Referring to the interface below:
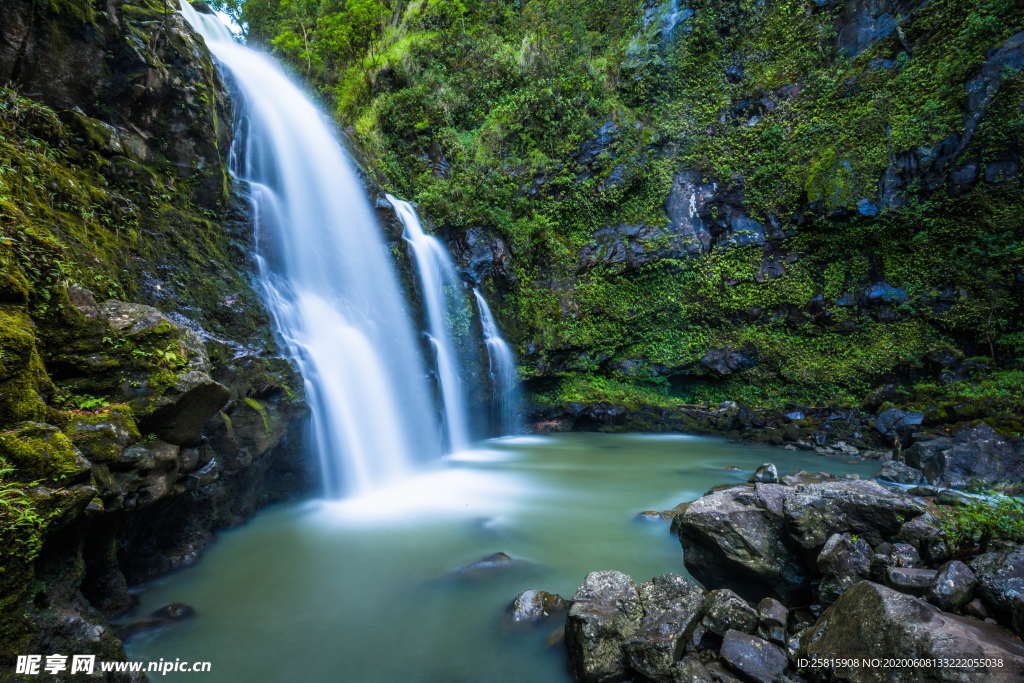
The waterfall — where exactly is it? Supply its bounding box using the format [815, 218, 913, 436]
[386, 195, 471, 452]
[180, 2, 442, 496]
[472, 289, 522, 436]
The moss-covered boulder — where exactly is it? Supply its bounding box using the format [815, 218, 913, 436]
[0, 422, 88, 483]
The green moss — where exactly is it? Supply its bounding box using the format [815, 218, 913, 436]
[54, 405, 141, 463]
[0, 423, 85, 483]
[243, 396, 271, 433]
[539, 375, 684, 410]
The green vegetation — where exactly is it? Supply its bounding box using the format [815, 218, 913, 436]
[228, 0, 1023, 418]
[940, 497, 1024, 555]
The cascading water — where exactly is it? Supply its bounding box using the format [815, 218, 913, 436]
[472, 289, 522, 435]
[180, 2, 442, 496]
[386, 195, 472, 451]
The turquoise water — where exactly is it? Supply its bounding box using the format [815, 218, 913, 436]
[126, 433, 877, 682]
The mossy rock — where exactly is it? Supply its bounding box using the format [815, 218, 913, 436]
[0, 422, 89, 483]
[56, 405, 141, 463]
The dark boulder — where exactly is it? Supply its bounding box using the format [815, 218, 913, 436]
[676, 484, 810, 602]
[885, 567, 937, 596]
[971, 545, 1024, 636]
[625, 574, 705, 680]
[699, 348, 755, 377]
[895, 513, 950, 565]
[756, 598, 788, 645]
[720, 629, 788, 683]
[873, 408, 923, 443]
[698, 589, 759, 637]
[565, 571, 643, 682]
[817, 533, 872, 604]
[870, 543, 922, 582]
[876, 460, 925, 485]
[927, 560, 977, 612]
[801, 581, 1024, 681]
[904, 423, 1024, 493]
[782, 479, 926, 549]
[670, 655, 717, 682]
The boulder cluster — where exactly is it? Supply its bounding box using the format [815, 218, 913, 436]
[512, 467, 1024, 681]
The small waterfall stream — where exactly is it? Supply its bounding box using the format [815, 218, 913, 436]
[386, 195, 472, 451]
[181, 2, 442, 496]
[473, 289, 522, 435]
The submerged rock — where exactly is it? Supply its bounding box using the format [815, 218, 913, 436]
[447, 552, 534, 582]
[508, 590, 569, 625]
[114, 602, 196, 640]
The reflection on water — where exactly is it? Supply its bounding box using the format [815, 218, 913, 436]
[127, 433, 877, 682]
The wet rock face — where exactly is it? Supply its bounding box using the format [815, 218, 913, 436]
[664, 170, 768, 255]
[880, 30, 1024, 209]
[835, 0, 922, 57]
[904, 423, 1024, 493]
[801, 581, 1024, 682]
[0, 0, 231, 205]
[576, 167, 777, 273]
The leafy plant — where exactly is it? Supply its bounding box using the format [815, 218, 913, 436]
[0, 465, 46, 558]
[53, 389, 109, 412]
[940, 497, 1024, 555]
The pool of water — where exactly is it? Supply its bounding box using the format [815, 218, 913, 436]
[126, 433, 878, 682]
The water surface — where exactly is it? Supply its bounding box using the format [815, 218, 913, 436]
[127, 433, 877, 682]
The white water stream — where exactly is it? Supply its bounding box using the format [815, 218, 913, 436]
[181, 2, 442, 496]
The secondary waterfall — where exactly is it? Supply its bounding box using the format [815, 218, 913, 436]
[473, 289, 522, 435]
[180, 2, 442, 496]
[385, 196, 473, 451]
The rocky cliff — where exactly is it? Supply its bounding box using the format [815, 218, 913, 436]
[241, 0, 1024, 451]
[0, 0, 308, 667]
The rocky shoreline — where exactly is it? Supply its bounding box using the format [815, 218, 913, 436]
[532, 401, 1024, 495]
[510, 463, 1024, 682]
